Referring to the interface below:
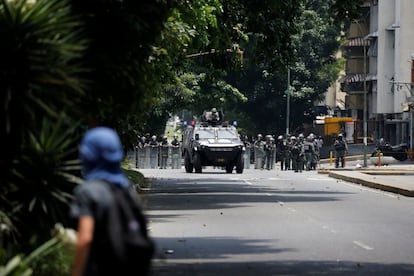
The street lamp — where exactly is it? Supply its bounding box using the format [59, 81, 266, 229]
[363, 34, 368, 167]
[286, 68, 290, 136]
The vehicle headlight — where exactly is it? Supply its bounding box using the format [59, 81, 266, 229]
[194, 147, 198, 151]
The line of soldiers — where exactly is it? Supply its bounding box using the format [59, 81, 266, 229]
[136, 134, 181, 169]
[252, 133, 323, 172]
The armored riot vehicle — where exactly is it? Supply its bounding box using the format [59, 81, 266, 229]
[182, 109, 245, 173]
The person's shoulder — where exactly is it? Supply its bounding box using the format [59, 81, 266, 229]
[74, 180, 113, 199]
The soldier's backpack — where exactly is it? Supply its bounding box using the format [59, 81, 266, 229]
[98, 182, 155, 275]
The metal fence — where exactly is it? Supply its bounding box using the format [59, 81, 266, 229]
[129, 146, 182, 169]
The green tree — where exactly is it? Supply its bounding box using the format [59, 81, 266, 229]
[145, 0, 305, 134]
[0, 0, 87, 172]
[0, 0, 364, 260]
[0, 0, 85, 255]
[220, 0, 357, 136]
[69, 0, 173, 136]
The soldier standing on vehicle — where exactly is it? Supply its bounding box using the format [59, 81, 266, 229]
[171, 134, 181, 169]
[159, 136, 169, 169]
[334, 133, 347, 168]
[254, 134, 266, 169]
[210, 108, 220, 124]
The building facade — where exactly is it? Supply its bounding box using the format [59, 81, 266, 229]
[340, 0, 414, 147]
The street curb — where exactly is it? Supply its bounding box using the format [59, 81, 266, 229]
[327, 171, 414, 197]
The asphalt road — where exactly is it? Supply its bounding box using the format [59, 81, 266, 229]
[139, 167, 414, 275]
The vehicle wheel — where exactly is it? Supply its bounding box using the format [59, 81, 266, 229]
[184, 152, 193, 173]
[236, 154, 244, 173]
[194, 152, 202, 173]
[225, 164, 233, 173]
[394, 152, 408, 161]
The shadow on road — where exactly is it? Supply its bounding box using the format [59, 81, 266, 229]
[150, 258, 414, 275]
[143, 177, 354, 212]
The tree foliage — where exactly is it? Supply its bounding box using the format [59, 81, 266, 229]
[0, 0, 87, 168]
[217, 0, 355, 136]
[0, 0, 364, 261]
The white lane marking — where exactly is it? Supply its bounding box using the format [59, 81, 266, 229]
[353, 240, 374, 250]
[243, 180, 253, 185]
[269, 177, 291, 181]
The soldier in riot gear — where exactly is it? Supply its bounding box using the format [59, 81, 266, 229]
[298, 133, 305, 144]
[159, 135, 169, 169]
[254, 134, 266, 169]
[137, 136, 147, 168]
[276, 135, 288, 170]
[311, 133, 321, 169]
[171, 134, 181, 169]
[285, 135, 293, 170]
[149, 135, 159, 168]
[334, 133, 347, 168]
[298, 133, 306, 171]
[138, 136, 146, 149]
[270, 136, 276, 169]
[303, 135, 315, 170]
[290, 136, 304, 173]
[211, 107, 220, 123]
[263, 135, 273, 170]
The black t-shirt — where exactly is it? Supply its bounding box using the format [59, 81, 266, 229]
[70, 181, 114, 275]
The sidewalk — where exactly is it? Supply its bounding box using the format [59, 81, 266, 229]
[318, 156, 414, 197]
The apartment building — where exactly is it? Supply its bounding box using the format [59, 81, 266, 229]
[339, 0, 414, 146]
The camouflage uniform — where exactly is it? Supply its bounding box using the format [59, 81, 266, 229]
[334, 134, 347, 168]
[254, 134, 265, 169]
[159, 136, 169, 169]
[290, 136, 303, 173]
[171, 134, 181, 169]
[303, 136, 315, 171]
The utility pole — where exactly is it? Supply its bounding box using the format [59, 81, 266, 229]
[354, 19, 368, 167]
[286, 68, 290, 136]
[363, 36, 368, 167]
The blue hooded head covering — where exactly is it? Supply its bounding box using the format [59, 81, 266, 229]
[79, 127, 130, 188]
